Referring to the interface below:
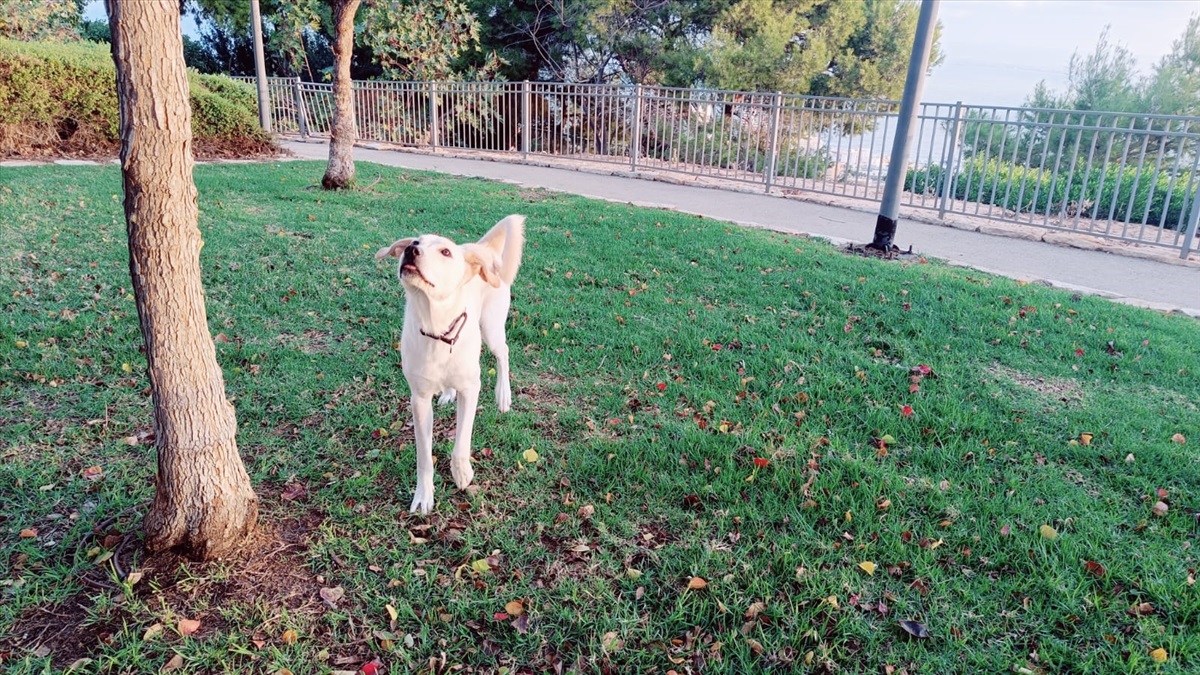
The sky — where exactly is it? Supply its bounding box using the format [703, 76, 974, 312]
[84, 0, 1198, 107]
[924, 0, 1200, 106]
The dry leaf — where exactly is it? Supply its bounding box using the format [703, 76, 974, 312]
[162, 653, 184, 671]
[1152, 501, 1169, 517]
[471, 558, 491, 573]
[319, 586, 345, 606]
[66, 658, 93, 671]
[600, 630, 623, 653]
[19, 528, 37, 538]
[81, 465, 104, 481]
[824, 595, 839, 609]
[386, 604, 398, 622]
[577, 504, 595, 519]
[898, 619, 930, 639]
[858, 561, 877, 576]
[687, 576, 708, 590]
[1084, 561, 1107, 578]
[1039, 524, 1058, 540]
[504, 600, 525, 617]
[522, 447, 539, 463]
[745, 601, 766, 619]
[177, 618, 201, 636]
[126, 571, 143, 586]
[1079, 432, 1093, 446]
[143, 623, 164, 642]
[281, 628, 299, 644]
[1150, 647, 1168, 663]
[1171, 433, 1186, 445]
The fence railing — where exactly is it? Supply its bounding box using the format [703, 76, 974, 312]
[233, 76, 1200, 257]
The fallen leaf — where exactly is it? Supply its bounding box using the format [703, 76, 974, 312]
[898, 619, 930, 639]
[753, 457, 770, 468]
[386, 604, 398, 622]
[511, 613, 530, 634]
[577, 504, 595, 519]
[522, 447, 539, 463]
[1079, 432, 1093, 446]
[824, 595, 839, 609]
[19, 528, 37, 538]
[1084, 561, 1106, 578]
[280, 483, 306, 501]
[281, 628, 299, 644]
[1156, 487, 1169, 499]
[81, 465, 104, 481]
[162, 653, 184, 671]
[601, 630, 623, 652]
[687, 576, 708, 590]
[504, 600, 525, 617]
[900, 405, 914, 418]
[1039, 524, 1058, 540]
[471, 558, 491, 574]
[745, 601, 766, 619]
[1171, 433, 1186, 445]
[1152, 501, 1169, 517]
[177, 618, 201, 636]
[1150, 648, 1168, 663]
[1000, 524, 1011, 537]
[126, 571, 143, 586]
[66, 658, 93, 671]
[858, 561, 877, 576]
[319, 586, 345, 606]
[143, 623, 164, 641]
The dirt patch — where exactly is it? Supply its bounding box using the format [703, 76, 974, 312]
[987, 363, 1084, 403]
[841, 242, 918, 261]
[4, 508, 325, 669]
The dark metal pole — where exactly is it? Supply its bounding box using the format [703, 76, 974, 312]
[868, 0, 939, 251]
[250, 0, 271, 132]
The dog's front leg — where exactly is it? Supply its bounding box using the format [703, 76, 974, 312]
[450, 386, 479, 490]
[410, 395, 436, 514]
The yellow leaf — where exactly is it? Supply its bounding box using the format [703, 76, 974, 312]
[504, 600, 525, 617]
[471, 558, 490, 574]
[1039, 524, 1058, 540]
[1079, 432, 1093, 446]
[122, 362, 132, 373]
[1150, 648, 1168, 663]
[281, 628, 298, 645]
[386, 604, 398, 622]
[824, 595, 839, 609]
[687, 576, 708, 590]
[858, 561, 877, 576]
[15, 340, 27, 348]
[522, 447, 539, 463]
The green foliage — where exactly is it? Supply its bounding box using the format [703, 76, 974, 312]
[906, 157, 1194, 230]
[4, 162, 1200, 672]
[360, 0, 500, 81]
[0, 0, 81, 42]
[0, 38, 275, 157]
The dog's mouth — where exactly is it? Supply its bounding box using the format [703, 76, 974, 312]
[401, 262, 435, 287]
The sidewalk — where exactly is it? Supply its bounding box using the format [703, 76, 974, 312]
[285, 139, 1200, 317]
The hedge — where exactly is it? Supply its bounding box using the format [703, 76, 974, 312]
[906, 157, 1195, 231]
[0, 38, 277, 159]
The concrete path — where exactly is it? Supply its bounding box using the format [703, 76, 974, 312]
[284, 140, 1200, 316]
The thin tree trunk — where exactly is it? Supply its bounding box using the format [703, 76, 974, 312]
[322, 0, 361, 190]
[107, 0, 258, 560]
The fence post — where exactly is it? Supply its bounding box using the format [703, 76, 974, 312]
[764, 91, 783, 194]
[428, 81, 439, 150]
[1182, 181, 1200, 260]
[292, 77, 309, 138]
[521, 80, 531, 158]
[938, 100, 964, 219]
[630, 84, 644, 172]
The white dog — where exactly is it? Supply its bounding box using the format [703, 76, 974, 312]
[376, 214, 525, 514]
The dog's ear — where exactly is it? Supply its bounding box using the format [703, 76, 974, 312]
[462, 243, 502, 288]
[376, 238, 414, 260]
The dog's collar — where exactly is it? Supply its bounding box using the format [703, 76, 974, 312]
[420, 311, 468, 348]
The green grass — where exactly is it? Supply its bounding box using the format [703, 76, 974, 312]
[2, 161, 1200, 673]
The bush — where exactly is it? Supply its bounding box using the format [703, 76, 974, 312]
[906, 159, 1194, 230]
[0, 38, 277, 159]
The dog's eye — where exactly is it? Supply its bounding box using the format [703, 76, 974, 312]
[440, 248, 451, 257]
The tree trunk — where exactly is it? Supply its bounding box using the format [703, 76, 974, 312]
[107, 0, 258, 561]
[322, 0, 361, 190]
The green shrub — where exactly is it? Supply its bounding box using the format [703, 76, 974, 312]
[0, 38, 276, 158]
[906, 159, 1194, 230]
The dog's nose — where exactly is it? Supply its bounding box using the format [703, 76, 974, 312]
[402, 242, 420, 262]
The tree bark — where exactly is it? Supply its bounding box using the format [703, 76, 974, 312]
[107, 0, 258, 561]
[322, 0, 361, 190]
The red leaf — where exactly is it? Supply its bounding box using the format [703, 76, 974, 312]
[493, 612, 509, 621]
[711, 343, 723, 351]
[281, 483, 306, 501]
[361, 662, 381, 675]
[1000, 524, 1011, 536]
[656, 382, 667, 391]
[1084, 561, 1107, 578]
[753, 458, 770, 468]
[914, 364, 933, 376]
[1075, 348, 1085, 357]
[900, 405, 914, 418]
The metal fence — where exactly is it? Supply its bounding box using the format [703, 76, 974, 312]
[235, 76, 1200, 257]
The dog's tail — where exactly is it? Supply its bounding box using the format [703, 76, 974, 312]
[479, 214, 525, 286]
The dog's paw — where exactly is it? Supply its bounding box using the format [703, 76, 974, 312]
[451, 455, 475, 489]
[410, 485, 435, 515]
[495, 381, 512, 413]
[437, 389, 457, 406]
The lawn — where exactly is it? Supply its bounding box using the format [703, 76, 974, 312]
[2, 160, 1199, 674]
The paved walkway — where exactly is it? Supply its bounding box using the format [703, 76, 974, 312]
[307, 141, 1199, 316]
